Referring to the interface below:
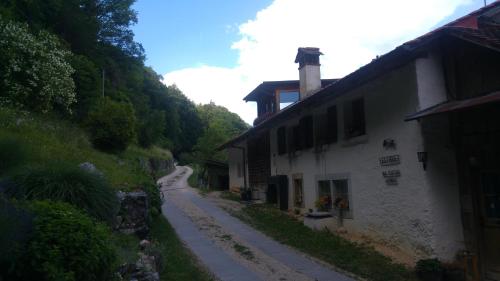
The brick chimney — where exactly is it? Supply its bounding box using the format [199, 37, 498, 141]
[295, 47, 323, 100]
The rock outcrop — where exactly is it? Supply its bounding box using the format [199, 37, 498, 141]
[115, 191, 150, 239]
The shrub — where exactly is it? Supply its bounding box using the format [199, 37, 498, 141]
[0, 137, 30, 175]
[0, 18, 75, 113]
[141, 182, 162, 218]
[16, 201, 117, 281]
[6, 162, 119, 223]
[0, 197, 34, 279]
[416, 258, 444, 281]
[85, 98, 136, 152]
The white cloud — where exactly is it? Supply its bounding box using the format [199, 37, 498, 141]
[163, 0, 472, 124]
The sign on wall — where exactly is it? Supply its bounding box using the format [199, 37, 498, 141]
[379, 155, 400, 166]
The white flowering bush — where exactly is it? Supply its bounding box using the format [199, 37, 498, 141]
[0, 18, 76, 113]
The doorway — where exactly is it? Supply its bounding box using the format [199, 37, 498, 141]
[268, 175, 288, 211]
[479, 171, 500, 280]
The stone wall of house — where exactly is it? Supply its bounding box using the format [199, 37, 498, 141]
[266, 59, 464, 262]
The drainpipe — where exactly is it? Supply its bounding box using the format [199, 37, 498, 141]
[231, 145, 247, 190]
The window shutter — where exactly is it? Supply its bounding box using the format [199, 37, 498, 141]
[299, 116, 313, 149]
[314, 114, 327, 150]
[277, 126, 287, 155]
[287, 126, 295, 153]
[352, 98, 366, 136]
[326, 106, 338, 143]
[293, 125, 301, 151]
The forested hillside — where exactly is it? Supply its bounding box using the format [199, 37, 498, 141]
[0, 0, 246, 157]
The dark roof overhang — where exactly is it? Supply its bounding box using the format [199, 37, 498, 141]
[405, 91, 500, 121]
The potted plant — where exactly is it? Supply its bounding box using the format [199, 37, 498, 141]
[315, 195, 331, 212]
[416, 258, 444, 281]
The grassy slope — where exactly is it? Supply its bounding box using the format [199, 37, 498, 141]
[234, 205, 418, 281]
[0, 107, 212, 279]
[0, 108, 170, 190]
[151, 216, 214, 281]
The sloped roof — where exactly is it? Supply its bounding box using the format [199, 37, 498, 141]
[219, 1, 500, 150]
[243, 79, 337, 102]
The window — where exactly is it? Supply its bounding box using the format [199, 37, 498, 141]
[293, 176, 304, 208]
[279, 90, 299, 109]
[326, 105, 338, 143]
[277, 126, 287, 155]
[316, 176, 352, 218]
[344, 98, 366, 139]
[299, 115, 313, 149]
[317, 180, 332, 211]
[333, 180, 350, 214]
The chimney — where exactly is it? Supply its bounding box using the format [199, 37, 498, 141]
[295, 47, 323, 100]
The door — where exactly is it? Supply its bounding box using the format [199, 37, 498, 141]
[480, 171, 500, 280]
[278, 181, 288, 211]
[268, 175, 288, 210]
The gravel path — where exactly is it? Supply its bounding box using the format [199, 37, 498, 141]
[158, 166, 354, 281]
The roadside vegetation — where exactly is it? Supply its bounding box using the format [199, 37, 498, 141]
[151, 216, 215, 281]
[0, 1, 245, 280]
[233, 204, 418, 281]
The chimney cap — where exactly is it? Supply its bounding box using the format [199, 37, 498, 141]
[294, 47, 323, 63]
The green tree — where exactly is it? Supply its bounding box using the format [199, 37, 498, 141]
[0, 18, 76, 113]
[85, 97, 136, 152]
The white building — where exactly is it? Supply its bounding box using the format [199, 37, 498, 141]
[221, 4, 500, 279]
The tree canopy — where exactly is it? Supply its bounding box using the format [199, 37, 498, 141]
[0, 0, 246, 157]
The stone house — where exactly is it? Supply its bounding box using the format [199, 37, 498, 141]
[221, 3, 500, 279]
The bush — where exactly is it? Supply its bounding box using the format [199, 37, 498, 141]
[85, 98, 136, 152]
[0, 18, 75, 113]
[6, 162, 119, 223]
[0, 197, 34, 279]
[416, 258, 444, 281]
[16, 201, 117, 281]
[141, 182, 162, 218]
[0, 137, 30, 175]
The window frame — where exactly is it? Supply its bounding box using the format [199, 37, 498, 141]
[293, 174, 304, 208]
[315, 173, 353, 219]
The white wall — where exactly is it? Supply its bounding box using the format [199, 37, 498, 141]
[416, 51, 464, 260]
[415, 52, 448, 109]
[267, 58, 464, 262]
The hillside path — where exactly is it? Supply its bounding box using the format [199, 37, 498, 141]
[158, 166, 354, 281]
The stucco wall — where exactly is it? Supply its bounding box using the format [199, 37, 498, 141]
[267, 59, 464, 261]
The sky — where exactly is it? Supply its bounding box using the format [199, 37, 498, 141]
[132, 0, 486, 124]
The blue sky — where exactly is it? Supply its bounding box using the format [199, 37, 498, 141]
[132, 0, 272, 74]
[132, 0, 486, 123]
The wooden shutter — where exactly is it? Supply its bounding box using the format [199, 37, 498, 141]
[314, 114, 327, 150]
[287, 126, 295, 154]
[277, 126, 287, 155]
[326, 105, 338, 143]
[352, 98, 366, 136]
[299, 115, 313, 149]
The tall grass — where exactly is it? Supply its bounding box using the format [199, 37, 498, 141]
[6, 162, 119, 223]
[0, 107, 155, 189]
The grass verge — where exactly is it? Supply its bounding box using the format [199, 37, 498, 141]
[150, 215, 214, 281]
[233, 204, 417, 281]
[220, 191, 241, 202]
